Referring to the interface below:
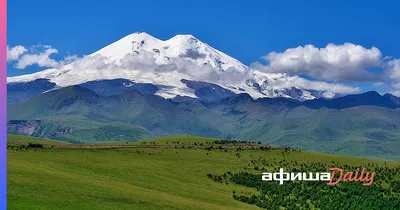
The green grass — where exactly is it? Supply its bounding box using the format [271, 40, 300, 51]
[148, 136, 219, 144]
[7, 134, 67, 145]
[7, 135, 400, 209]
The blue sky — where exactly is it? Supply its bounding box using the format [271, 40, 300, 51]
[7, 0, 400, 94]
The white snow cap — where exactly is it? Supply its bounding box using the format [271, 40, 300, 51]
[7, 32, 348, 100]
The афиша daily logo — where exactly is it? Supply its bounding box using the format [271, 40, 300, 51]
[262, 168, 375, 186]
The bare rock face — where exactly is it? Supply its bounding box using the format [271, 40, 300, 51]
[7, 120, 42, 135]
[7, 120, 74, 138]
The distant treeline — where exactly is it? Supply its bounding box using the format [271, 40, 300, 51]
[7, 143, 44, 150]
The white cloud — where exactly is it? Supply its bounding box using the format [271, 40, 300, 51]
[92, 52, 360, 94]
[118, 51, 245, 84]
[253, 43, 384, 82]
[7, 45, 27, 61]
[387, 59, 400, 81]
[383, 59, 400, 94]
[68, 54, 112, 70]
[391, 83, 400, 89]
[60, 55, 80, 66]
[373, 82, 385, 86]
[7, 44, 81, 70]
[15, 45, 60, 69]
[390, 90, 400, 97]
[266, 74, 360, 94]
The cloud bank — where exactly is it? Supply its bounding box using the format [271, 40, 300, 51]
[49, 51, 361, 94]
[252, 43, 400, 95]
[252, 43, 385, 82]
[263, 74, 360, 94]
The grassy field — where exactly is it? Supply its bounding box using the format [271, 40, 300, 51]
[7, 135, 400, 209]
[6, 134, 67, 145]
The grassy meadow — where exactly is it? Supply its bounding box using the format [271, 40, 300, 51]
[7, 135, 400, 209]
[6, 134, 66, 145]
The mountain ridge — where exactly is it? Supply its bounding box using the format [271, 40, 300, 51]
[7, 85, 400, 160]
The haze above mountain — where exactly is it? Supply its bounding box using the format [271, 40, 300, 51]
[8, 32, 357, 101]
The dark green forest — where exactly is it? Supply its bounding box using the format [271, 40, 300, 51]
[208, 150, 400, 209]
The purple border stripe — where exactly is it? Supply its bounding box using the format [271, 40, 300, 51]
[0, 0, 6, 208]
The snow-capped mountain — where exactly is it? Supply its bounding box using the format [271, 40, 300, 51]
[93, 32, 248, 72]
[7, 32, 337, 101]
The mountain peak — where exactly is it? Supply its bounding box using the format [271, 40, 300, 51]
[360, 91, 381, 97]
[50, 85, 99, 97]
[126, 32, 159, 40]
[169, 34, 198, 41]
[127, 32, 198, 41]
